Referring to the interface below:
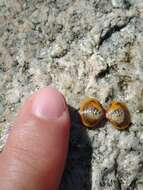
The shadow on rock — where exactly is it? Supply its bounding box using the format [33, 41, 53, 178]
[60, 106, 92, 190]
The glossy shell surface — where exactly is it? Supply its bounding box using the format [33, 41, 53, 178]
[79, 97, 105, 128]
[106, 101, 131, 130]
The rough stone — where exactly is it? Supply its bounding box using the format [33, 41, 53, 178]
[0, 0, 143, 190]
[111, 0, 131, 8]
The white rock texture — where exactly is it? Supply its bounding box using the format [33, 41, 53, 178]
[0, 0, 143, 190]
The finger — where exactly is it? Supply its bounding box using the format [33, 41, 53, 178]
[0, 86, 70, 190]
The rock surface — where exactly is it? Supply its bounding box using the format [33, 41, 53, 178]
[0, 0, 143, 190]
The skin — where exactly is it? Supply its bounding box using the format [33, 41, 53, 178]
[0, 86, 71, 190]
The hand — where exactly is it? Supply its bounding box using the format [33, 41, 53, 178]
[0, 86, 71, 190]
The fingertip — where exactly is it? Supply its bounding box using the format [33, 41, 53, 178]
[32, 86, 67, 121]
[17, 85, 71, 129]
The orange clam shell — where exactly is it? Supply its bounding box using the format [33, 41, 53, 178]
[106, 101, 131, 130]
[79, 97, 105, 128]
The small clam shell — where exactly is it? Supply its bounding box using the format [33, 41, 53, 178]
[106, 101, 131, 130]
[79, 97, 105, 128]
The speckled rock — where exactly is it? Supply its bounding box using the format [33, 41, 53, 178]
[0, 0, 143, 190]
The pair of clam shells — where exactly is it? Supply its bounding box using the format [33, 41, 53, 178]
[79, 97, 131, 130]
